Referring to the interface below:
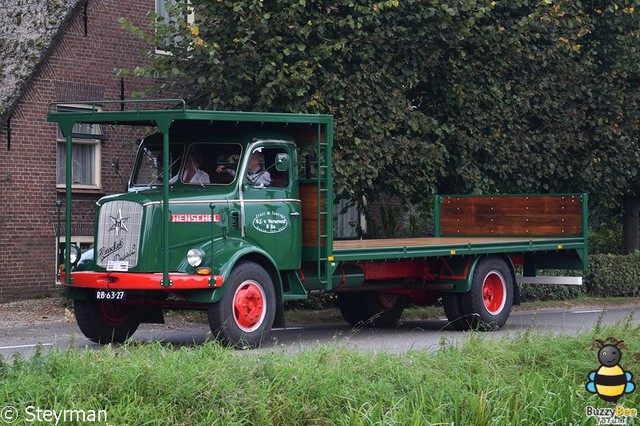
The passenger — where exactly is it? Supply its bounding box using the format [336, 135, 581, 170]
[182, 152, 210, 184]
[217, 151, 271, 186]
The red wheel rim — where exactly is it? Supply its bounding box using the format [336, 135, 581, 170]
[233, 280, 267, 332]
[482, 271, 507, 315]
[98, 302, 130, 326]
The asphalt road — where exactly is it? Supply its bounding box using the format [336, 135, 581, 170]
[1, 305, 638, 358]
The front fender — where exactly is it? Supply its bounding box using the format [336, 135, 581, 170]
[186, 237, 281, 304]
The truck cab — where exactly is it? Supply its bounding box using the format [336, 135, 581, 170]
[51, 101, 332, 348]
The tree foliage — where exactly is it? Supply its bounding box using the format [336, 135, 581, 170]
[122, 0, 451, 204]
[121, 0, 640, 232]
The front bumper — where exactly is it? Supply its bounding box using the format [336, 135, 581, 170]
[60, 271, 224, 290]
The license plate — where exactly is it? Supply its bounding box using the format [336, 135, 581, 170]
[95, 290, 127, 301]
[107, 261, 129, 271]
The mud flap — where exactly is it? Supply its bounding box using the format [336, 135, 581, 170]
[273, 298, 286, 328]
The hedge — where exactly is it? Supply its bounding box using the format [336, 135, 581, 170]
[583, 252, 640, 298]
[519, 252, 640, 302]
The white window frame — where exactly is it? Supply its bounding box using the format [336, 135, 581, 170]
[56, 104, 102, 190]
[155, 0, 195, 55]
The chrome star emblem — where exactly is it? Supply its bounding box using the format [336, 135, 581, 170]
[109, 209, 129, 237]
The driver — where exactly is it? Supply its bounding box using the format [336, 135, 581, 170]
[217, 151, 271, 186]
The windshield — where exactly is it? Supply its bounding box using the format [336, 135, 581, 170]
[131, 140, 243, 188]
[182, 143, 242, 185]
[131, 142, 185, 187]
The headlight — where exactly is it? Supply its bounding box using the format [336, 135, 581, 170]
[187, 248, 203, 267]
[67, 245, 80, 264]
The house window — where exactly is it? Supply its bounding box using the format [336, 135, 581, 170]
[155, 0, 195, 54]
[56, 105, 104, 189]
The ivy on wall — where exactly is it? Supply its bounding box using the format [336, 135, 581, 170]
[0, 0, 81, 118]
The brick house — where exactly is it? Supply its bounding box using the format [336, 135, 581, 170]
[0, 0, 168, 302]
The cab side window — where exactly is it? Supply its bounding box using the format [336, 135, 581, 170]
[261, 147, 289, 188]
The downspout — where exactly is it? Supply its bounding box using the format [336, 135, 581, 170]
[120, 78, 125, 111]
[6, 114, 11, 151]
[83, 0, 89, 36]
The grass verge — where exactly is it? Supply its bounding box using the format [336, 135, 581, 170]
[2, 320, 640, 425]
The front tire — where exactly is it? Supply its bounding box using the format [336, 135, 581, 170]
[207, 261, 276, 348]
[74, 299, 140, 344]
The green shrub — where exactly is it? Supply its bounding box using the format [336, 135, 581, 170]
[519, 282, 584, 303]
[589, 221, 623, 255]
[518, 253, 640, 302]
[585, 252, 640, 297]
[286, 292, 338, 311]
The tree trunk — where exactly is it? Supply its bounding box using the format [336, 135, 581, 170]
[622, 194, 640, 254]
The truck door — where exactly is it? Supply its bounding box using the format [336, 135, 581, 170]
[242, 144, 301, 270]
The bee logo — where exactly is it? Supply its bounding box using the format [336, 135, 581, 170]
[586, 338, 636, 403]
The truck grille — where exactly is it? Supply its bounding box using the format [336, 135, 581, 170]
[96, 200, 143, 268]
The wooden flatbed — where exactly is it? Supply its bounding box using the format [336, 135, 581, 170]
[330, 194, 588, 263]
[334, 237, 552, 249]
[332, 236, 586, 262]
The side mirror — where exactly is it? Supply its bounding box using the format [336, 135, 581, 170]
[275, 153, 290, 172]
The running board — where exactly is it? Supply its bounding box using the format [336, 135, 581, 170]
[517, 276, 582, 286]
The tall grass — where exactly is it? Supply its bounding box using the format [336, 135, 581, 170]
[1, 322, 640, 425]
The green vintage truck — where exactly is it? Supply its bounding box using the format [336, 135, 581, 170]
[49, 100, 588, 348]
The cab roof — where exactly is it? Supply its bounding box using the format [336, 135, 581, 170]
[48, 99, 332, 147]
[47, 99, 332, 127]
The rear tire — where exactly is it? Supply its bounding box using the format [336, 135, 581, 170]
[337, 291, 406, 327]
[207, 261, 276, 348]
[459, 256, 514, 331]
[442, 293, 472, 331]
[74, 299, 140, 344]
[337, 292, 361, 326]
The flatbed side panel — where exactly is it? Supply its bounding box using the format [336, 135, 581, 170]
[435, 193, 586, 238]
